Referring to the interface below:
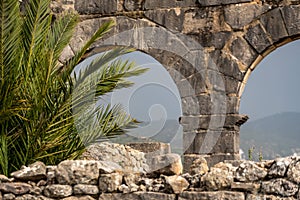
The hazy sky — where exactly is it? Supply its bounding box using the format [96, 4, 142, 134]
[240, 40, 300, 121]
[107, 52, 182, 122]
[75, 51, 182, 122]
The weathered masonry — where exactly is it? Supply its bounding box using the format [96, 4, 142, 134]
[56, 0, 300, 168]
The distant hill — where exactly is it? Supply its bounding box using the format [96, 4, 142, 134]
[240, 112, 300, 160]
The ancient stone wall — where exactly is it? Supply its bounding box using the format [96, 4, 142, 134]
[52, 0, 300, 168]
[1, 156, 300, 200]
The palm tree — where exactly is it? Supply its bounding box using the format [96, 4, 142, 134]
[0, 0, 147, 175]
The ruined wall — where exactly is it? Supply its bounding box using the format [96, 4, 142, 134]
[53, 0, 300, 168]
[1, 156, 300, 199]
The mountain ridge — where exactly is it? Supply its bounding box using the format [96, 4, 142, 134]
[240, 111, 300, 160]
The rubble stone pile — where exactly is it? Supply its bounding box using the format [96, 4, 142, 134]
[0, 143, 300, 199]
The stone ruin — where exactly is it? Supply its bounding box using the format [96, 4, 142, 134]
[50, 0, 300, 168]
[5, 1, 300, 199]
[1, 142, 300, 200]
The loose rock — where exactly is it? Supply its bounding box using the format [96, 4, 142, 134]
[235, 161, 267, 182]
[287, 159, 300, 184]
[149, 154, 183, 176]
[99, 173, 123, 192]
[189, 157, 209, 175]
[11, 162, 46, 181]
[261, 178, 298, 197]
[43, 184, 72, 198]
[164, 175, 189, 194]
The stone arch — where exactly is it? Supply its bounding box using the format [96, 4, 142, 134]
[66, 14, 231, 168]
[57, 0, 300, 168]
[236, 5, 300, 98]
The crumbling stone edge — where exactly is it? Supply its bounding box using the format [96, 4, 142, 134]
[1, 155, 300, 199]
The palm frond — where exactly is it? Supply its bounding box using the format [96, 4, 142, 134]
[62, 21, 115, 78]
[49, 12, 79, 73]
[0, 0, 147, 175]
[22, 0, 51, 78]
[0, 0, 21, 80]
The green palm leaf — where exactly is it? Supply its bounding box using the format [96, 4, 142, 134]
[0, 0, 147, 175]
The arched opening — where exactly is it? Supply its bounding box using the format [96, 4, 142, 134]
[240, 40, 300, 160]
[74, 51, 183, 154]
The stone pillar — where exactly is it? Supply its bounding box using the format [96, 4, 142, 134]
[182, 114, 248, 170]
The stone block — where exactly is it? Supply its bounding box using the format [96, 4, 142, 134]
[230, 36, 258, 67]
[287, 159, 300, 184]
[186, 72, 207, 94]
[231, 182, 260, 193]
[10, 161, 46, 182]
[191, 31, 232, 49]
[189, 156, 209, 175]
[245, 23, 273, 54]
[44, 185, 72, 198]
[3, 193, 15, 200]
[260, 8, 289, 43]
[235, 161, 268, 182]
[0, 183, 31, 195]
[56, 160, 121, 185]
[127, 142, 171, 163]
[184, 153, 240, 169]
[206, 154, 241, 168]
[224, 76, 241, 95]
[144, 0, 198, 10]
[281, 5, 300, 36]
[70, 18, 115, 53]
[185, 50, 207, 72]
[127, 142, 171, 155]
[205, 70, 226, 93]
[224, 114, 249, 130]
[146, 49, 176, 69]
[56, 160, 99, 185]
[124, 0, 143, 11]
[177, 79, 196, 98]
[179, 191, 245, 200]
[181, 114, 245, 133]
[170, 57, 197, 80]
[181, 95, 203, 115]
[99, 173, 123, 192]
[137, 192, 176, 200]
[75, 0, 118, 15]
[181, 116, 208, 132]
[163, 175, 189, 194]
[148, 153, 183, 175]
[246, 194, 285, 200]
[198, 0, 251, 6]
[145, 9, 185, 32]
[226, 96, 240, 114]
[144, 0, 175, 9]
[268, 157, 292, 178]
[116, 16, 137, 33]
[199, 91, 229, 115]
[73, 184, 99, 195]
[202, 162, 235, 190]
[99, 192, 176, 200]
[209, 50, 244, 81]
[190, 131, 239, 154]
[224, 4, 270, 30]
[80, 142, 148, 173]
[183, 132, 197, 155]
[62, 196, 96, 200]
[192, 91, 231, 115]
[183, 9, 211, 34]
[183, 154, 205, 173]
[261, 179, 299, 197]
